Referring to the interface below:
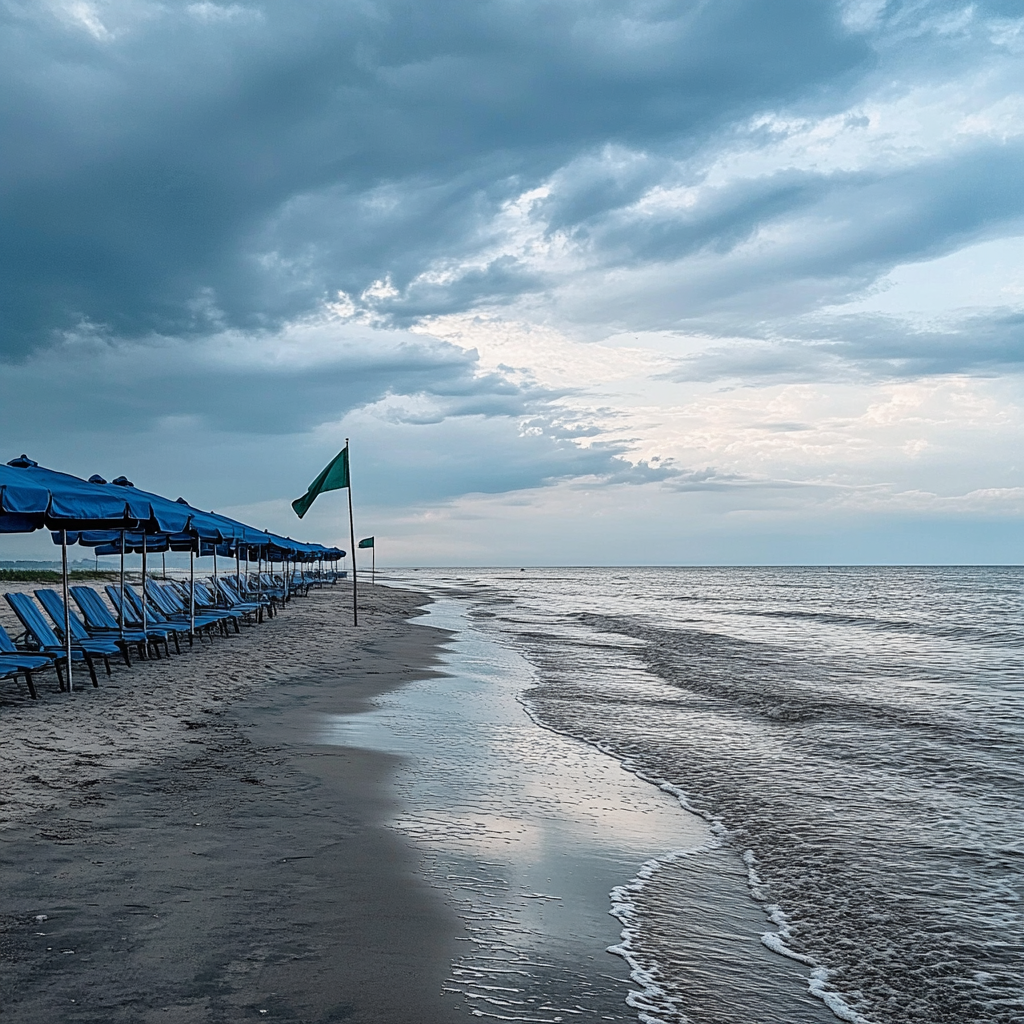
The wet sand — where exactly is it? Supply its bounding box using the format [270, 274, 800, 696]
[0, 584, 465, 1023]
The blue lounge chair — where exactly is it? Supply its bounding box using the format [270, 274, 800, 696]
[252, 573, 286, 610]
[35, 589, 132, 667]
[178, 581, 240, 633]
[221, 576, 271, 622]
[103, 586, 172, 657]
[257, 573, 287, 606]
[69, 586, 151, 662]
[120, 585, 183, 654]
[144, 581, 222, 641]
[11, 591, 115, 678]
[151, 580, 228, 635]
[154, 580, 234, 634]
[239, 575, 275, 617]
[285, 571, 309, 597]
[4, 593, 100, 688]
[0, 623, 55, 699]
[0, 657, 38, 699]
[210, 577, 260, 622]
[219, 576, 264, 618]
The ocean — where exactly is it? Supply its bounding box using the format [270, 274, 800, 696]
[366, 566, 1023, 1024]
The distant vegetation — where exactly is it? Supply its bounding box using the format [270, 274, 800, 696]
[0, 569, 120, 583]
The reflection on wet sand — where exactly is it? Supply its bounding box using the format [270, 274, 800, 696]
[321, 599, 707, 1021]
[320, 598, 838, 1024]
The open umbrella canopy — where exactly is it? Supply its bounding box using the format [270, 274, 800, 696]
[0, 456, 157, 532]
[57, 476, 216, 552]
[170, 499, 274, 552]
[90, 476, 194, 535]
[67, 530, 198, 554]
[264, 534, 307, 561]
[0, 463, 50, 532]
[3, 456, 340, 560]
[292, 540, 339, 562]
[62, 485, 252, 553]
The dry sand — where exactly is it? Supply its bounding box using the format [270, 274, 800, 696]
[0, 582, 466, 1023]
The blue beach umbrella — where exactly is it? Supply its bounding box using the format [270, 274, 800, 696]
[2, 455, 164, 691]
[59, 474, 226, 643]
[0, 457, 156, 531]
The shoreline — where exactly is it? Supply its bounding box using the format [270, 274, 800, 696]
[385, 572, 850, 1024]
[0, 584, 466, 1023]
[320, 595, 713, 1022]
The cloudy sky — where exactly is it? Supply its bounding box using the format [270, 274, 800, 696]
[2, 0, 1022, 564]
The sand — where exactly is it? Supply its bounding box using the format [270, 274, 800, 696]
[0, 582, 466, 1023]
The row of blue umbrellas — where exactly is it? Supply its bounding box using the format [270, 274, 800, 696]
[0, 455, 344, 691]
[0, 455, 343, 561]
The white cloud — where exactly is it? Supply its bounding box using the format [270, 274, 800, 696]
[187, 3, 260, 23]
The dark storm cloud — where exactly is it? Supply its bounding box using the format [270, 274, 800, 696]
[0, 322, 647, 505]
[813, 309, 1024, 376]
[0, 0, 870, 355]
[591, 138, 1024, 293]
[530, 133, 1024, 354]
[0, 325, 540, 435]
[664, 307, 1024, 384]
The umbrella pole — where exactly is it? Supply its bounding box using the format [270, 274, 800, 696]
[141, 543, 148, 639]
[119, 530, 126, 640]
[162, 552, 166, 580]
[213, 547, 218, 581]
[189, 544, 195, 639]
[236, 549, 240, 593]
[61, 529, 73, 693]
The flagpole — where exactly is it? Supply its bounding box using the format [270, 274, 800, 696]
[346, 438, 358, 626]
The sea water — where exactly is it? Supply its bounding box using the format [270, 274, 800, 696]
[338, 567, 1024, 1024]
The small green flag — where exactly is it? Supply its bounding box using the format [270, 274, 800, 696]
[292, 446, 349, 519]
[358, 536, 374, 549]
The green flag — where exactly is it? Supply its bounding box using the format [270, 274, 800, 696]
[292, 446, 349, 519]
[358, 536, 374, 548]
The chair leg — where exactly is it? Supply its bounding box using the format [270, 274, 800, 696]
[103, 655, 112, 676]
[164, 638, 171, 658]
[118, 642, 132, 667]
[172, 633, 181, 655]
[84, 653, 99, 688]
[55, 658, 65, 691]
[24, 670, 37, 700]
